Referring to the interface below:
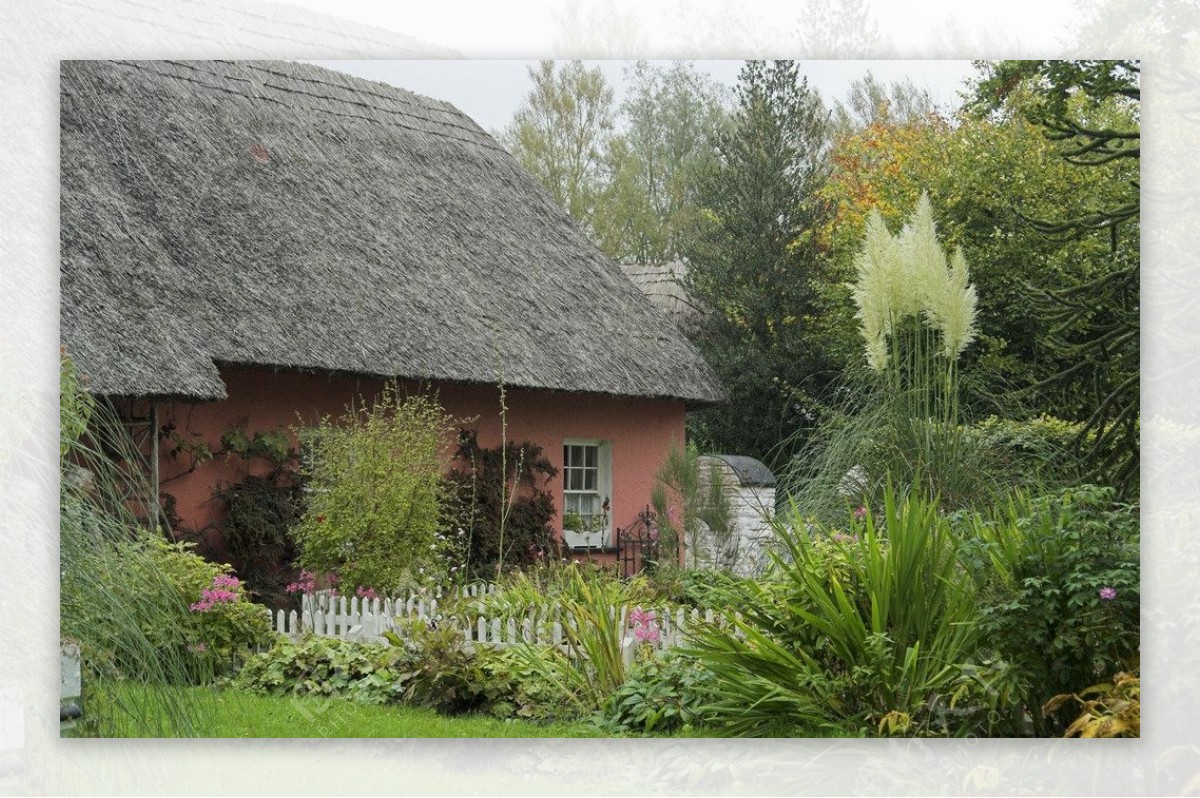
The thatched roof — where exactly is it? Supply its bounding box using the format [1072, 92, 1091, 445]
[618, 260, 710, 334]
[60, 60, 725, 406]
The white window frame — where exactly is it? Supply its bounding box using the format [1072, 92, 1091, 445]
[561, 438, 612, 549]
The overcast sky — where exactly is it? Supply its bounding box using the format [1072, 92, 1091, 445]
[312, 59, 978, 134]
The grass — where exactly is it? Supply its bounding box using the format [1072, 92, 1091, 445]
[89, 683, 606, 738]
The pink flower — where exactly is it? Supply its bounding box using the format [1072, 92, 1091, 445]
[212, 573, 240, 589]
[1099, 586, 1117, 601]
[634, 624, 661, 644]
[286, 570, 318, 595]
[355, 586, 379, 601]
[629, 607, 661, 645]
[188, 642, 208, 653]
[191, 577, 241, 612]
[853, 505, 867, 521]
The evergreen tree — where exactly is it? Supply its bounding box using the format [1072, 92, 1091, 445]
[684, 60, 837, 469]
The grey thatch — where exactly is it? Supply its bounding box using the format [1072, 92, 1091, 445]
[60, 60, 725, 406]
[618, 260, 710, 334]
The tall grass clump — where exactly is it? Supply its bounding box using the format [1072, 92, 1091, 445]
[784, 194, 990, 519]
[650, 443, 735, 571]
[687, 485, 1005, 737]
[60, 351, 213, 736]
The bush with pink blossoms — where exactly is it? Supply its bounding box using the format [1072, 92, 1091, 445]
[128, 537, 272, 681]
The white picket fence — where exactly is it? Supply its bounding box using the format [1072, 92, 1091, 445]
[270, 588, 728, 659]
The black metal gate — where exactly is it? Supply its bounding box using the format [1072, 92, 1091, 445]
[616, 507, 662, 578]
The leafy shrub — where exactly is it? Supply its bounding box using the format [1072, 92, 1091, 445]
[687, 485, 995, 737]
[963, 414, 1087, 489]
[234, 635, 415, 704]
[598, 650, 717, 734]
[293, 385, 462, 591]
[442, 430, 559, 579]
[123, 537, 273, 680]
[959, 484, 1139, 734]
[211, 423, 306, 611]
[384, 617, 489, 714]
[650, 567, 755, 611]
[475, 646, 583, 722]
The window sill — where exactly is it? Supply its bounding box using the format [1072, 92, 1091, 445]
[565, 543, 618, 553]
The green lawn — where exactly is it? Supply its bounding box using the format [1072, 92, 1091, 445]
[95, 684, 606, 738]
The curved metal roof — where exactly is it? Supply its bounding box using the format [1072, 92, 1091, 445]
[701, 454, 776, 487]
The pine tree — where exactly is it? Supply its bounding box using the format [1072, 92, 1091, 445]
[684, 60, 837, 468]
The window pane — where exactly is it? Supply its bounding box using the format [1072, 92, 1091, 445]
[565, 494, 579, 514]
[563, 445, 571, 467]
[585, 446, 597, 468]
[584, 469, 597, 491]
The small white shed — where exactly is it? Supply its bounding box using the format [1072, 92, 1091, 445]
[695, 454, 777, 576]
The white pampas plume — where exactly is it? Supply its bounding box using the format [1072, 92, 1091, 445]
[850, 194, 978, 370]
[926, 246, 978, 358]
[852, 208, 898, 370]
[899, 193, 950, 318]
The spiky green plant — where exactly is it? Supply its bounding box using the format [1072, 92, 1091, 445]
[505, 565, 648, 713]
[650, 443, 735, 570]
[686, 485, 994, 736]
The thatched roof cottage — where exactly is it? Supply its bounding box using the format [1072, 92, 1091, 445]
[60, 59, 724, 557]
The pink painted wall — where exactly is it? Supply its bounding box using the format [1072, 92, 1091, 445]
[152, 366, 686, 558]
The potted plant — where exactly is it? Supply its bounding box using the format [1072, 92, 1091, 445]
[561, 498, 611, 550]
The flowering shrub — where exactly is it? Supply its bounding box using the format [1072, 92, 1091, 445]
[117, 537, 272, 681]
[958, 484, 1139, 735]
[189, 573, 242, 611]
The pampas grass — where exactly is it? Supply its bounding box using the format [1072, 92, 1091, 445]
[60, 351, 215, 736]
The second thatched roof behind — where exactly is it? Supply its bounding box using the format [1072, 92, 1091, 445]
[60, 60, 725, 406]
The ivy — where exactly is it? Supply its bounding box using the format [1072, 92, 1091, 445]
[442, 430, 559, 580]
